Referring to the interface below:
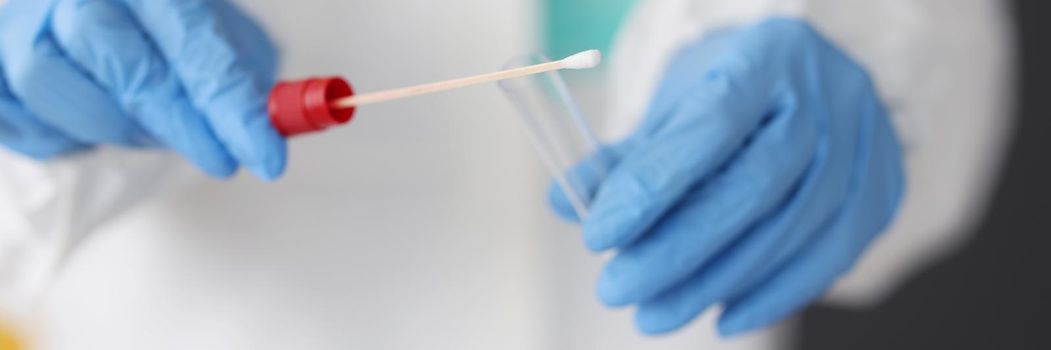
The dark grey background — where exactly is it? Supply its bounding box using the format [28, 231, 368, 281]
[797, 0, 1051, 348]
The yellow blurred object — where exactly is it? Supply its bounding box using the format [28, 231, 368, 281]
[0, 323, 24, 350]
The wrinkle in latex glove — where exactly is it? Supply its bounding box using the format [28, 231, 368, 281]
[550, 18, 905, 337]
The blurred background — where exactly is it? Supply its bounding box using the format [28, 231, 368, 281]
[0, 0, 1046, 349]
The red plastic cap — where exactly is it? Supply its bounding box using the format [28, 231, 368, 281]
[268, 77, 356, 137]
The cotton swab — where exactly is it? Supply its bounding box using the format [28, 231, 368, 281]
[329, 50, 601, 109]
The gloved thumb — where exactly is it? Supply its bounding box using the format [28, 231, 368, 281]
[547, 141, 633, 222]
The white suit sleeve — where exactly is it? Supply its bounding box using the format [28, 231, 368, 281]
[606, 0, 1016, 307]
[0, 149, 196, 314]
[0, 0, 202, 315]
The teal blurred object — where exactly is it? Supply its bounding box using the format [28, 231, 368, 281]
[544, 0, 637, 61]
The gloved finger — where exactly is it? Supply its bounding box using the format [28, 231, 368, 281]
[594, 93, 817, 308]
[3, 36, 152, 147]
[634, 33, 895, 335]
[51, 0, 237, 178]
[633, 74, 882, 333]
[581, 68, 773, 252]
[714, 211, 874, 337]
[580, 20, 832, 252]
[632, 163, 850, 335]
[632, 130, 849, 334]
[0, 76, 86, 159]
[121, 0, 285, 181]
[548, 142, 633, 222]
[690, 68, 884, 306]
[715, 111, 905, 337]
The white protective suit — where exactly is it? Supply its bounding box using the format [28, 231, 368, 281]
[0, 0, 1015, 349]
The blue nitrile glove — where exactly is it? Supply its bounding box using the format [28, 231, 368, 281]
[550, 18, 905, 336]
[0, 0, 284, 180]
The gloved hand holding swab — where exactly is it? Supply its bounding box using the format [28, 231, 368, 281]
[268, 50, 602, 136]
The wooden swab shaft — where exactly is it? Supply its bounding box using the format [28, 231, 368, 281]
[330, 60, 565, 109]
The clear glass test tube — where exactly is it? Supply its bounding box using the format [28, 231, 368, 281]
[499, 54, 605, 219]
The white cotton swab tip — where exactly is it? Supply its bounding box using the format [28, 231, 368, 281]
[560, 50, 602, 70]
